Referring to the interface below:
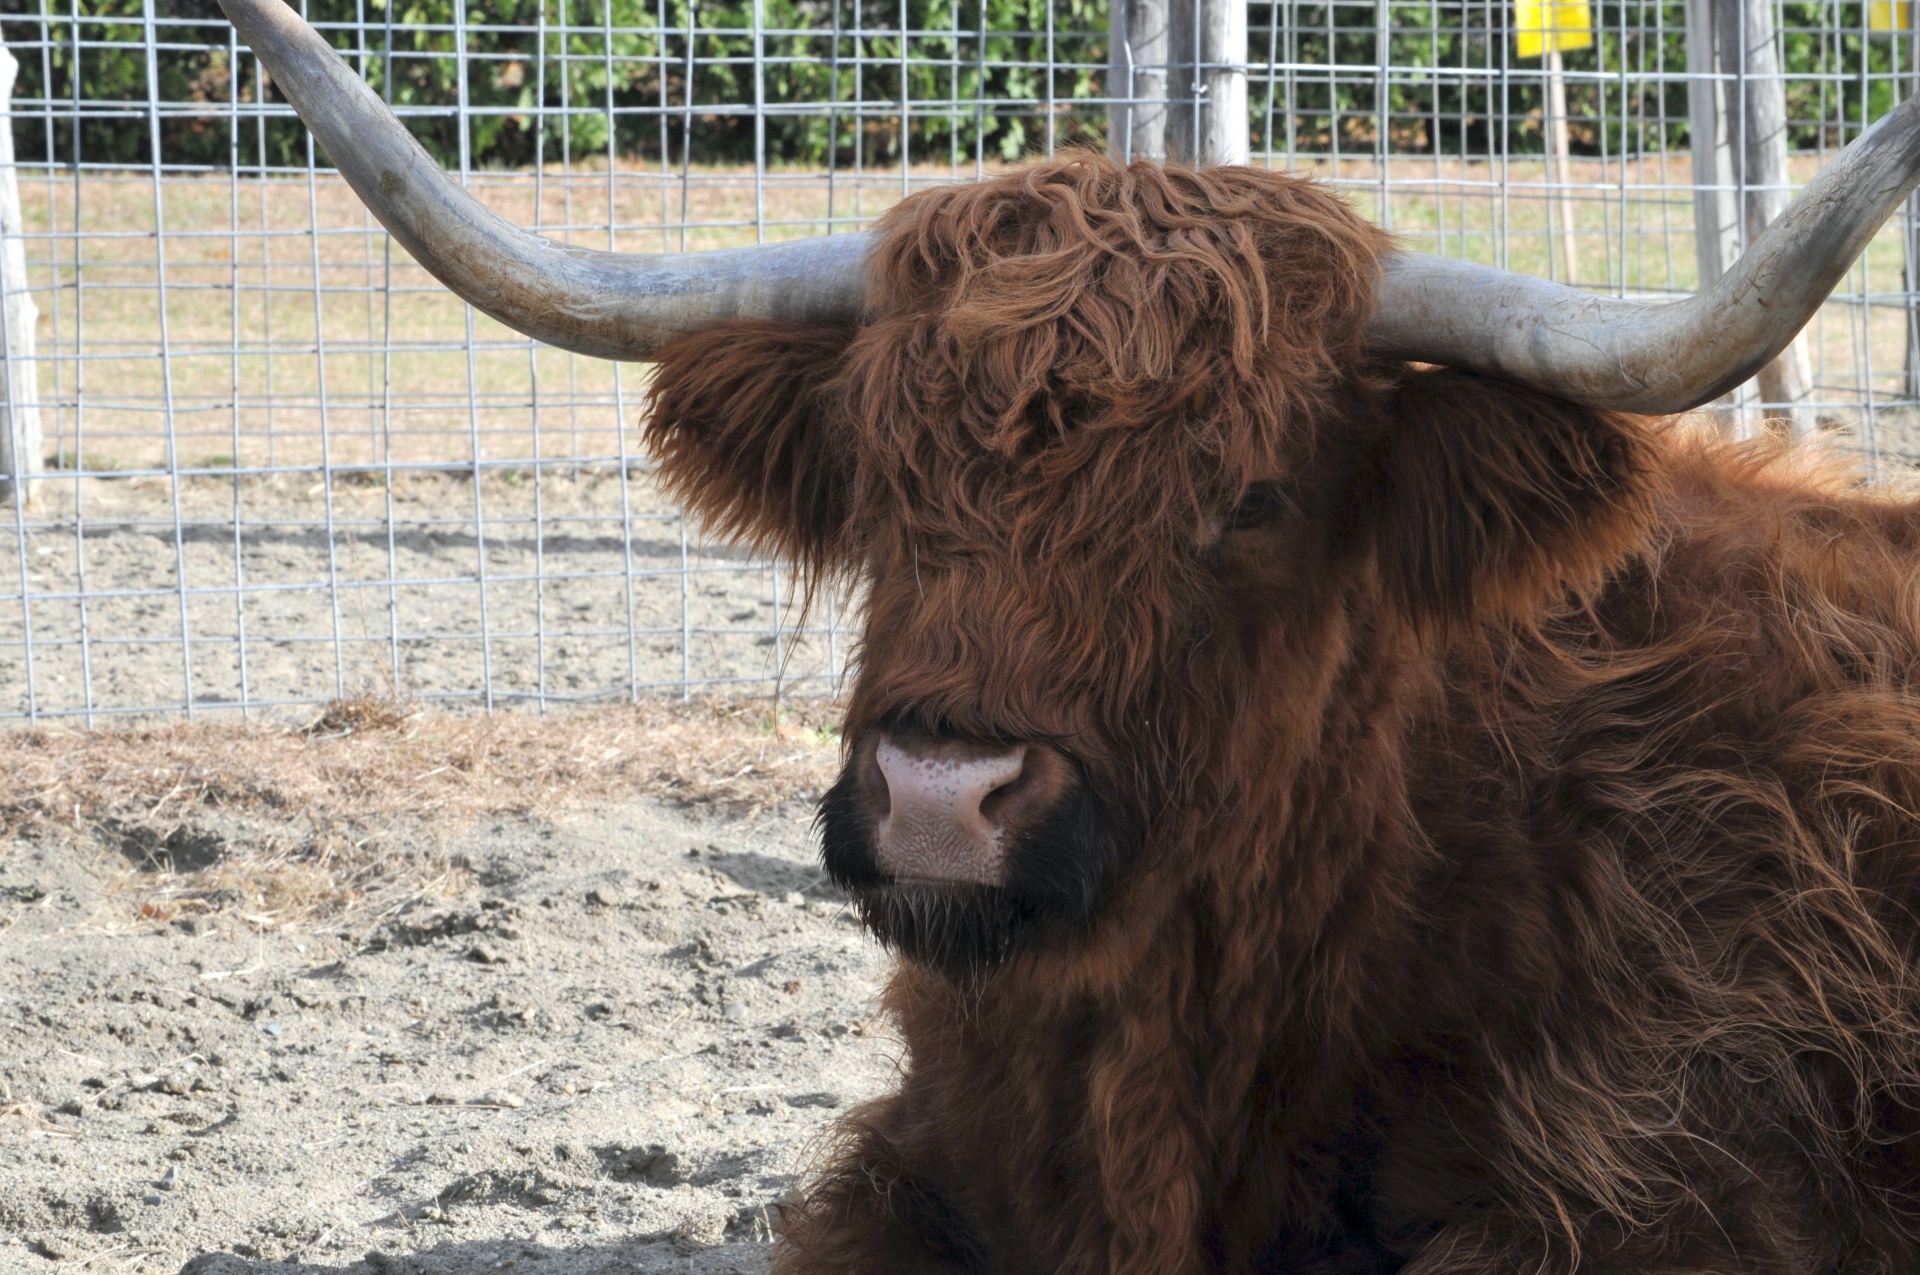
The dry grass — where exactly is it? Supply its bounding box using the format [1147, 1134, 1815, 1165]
[0, 695, 843, 928]
[19, 161, 985, 471]
[20, 154, 1915, 474]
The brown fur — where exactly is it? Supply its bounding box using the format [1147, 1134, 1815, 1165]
[644, 155, 1920, 1273]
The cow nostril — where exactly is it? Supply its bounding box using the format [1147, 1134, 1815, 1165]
[859, 735, 893, 820]
[976, 750, 1034, 829]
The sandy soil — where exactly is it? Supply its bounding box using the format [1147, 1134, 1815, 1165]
[0, 789, 895, 1273]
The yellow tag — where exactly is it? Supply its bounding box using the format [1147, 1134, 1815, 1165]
[1871, 0, 1911, 30]
[1516, 0, 1595, 57]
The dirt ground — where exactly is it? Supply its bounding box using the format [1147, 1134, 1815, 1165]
[0, 468, 849, 721]
[0, 711, 895, 1274]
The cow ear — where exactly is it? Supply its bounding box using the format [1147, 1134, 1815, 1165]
[1366, 366, 1660, 624]
[644, 320, 856, 568]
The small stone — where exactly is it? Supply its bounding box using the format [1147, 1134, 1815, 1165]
[34, 1235, 75, 1260]
[672, 1208, 729, 1253]
[476, 1090, 524, 1109]
[262, 1023, 284, 1038]
[159, 1072, 193, 1095]
[143, 1192, 164, 1206]
[156, 1165, 179, 1191]
[783, 891, 805, 907]
[468, 944, 504, 965]
[629, 1147, 690, 1186]
[56, 1099, 84, 1116]
[722, 1003, 749, 1023]
[788, 1091, 842, 1109]
[585, 885, 624, 908]
[80, 1076, 107, 1090]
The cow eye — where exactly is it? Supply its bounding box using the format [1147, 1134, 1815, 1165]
[1226, 482, 1295, 531]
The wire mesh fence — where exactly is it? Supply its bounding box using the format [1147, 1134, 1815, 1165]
[1, 0, 1919, 723]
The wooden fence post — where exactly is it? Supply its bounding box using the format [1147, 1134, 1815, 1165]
[1167, 0, 1248, 164]
[0, 40, 42, 505]
[1718, 0, 1815, 439]
[1689, 0, 1815, 438]
[1109, 0, 1170, 162]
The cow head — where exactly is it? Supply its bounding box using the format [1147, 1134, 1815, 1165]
[219, 0, 1920, 978]
[643, 160, 1659, 977]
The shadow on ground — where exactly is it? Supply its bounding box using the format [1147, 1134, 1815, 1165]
[178, 1237, 771, 1274]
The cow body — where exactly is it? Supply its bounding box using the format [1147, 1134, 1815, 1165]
[645, 158, 1920, 1273]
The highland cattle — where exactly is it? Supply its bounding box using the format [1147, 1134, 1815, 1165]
[210, 3, 1920, 1267]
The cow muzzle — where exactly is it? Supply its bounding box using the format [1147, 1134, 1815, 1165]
[854, 732, 1076, 887]
[819, 724, 1119, 971]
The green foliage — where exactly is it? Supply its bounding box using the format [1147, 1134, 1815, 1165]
[1257, 1, 1901, 159]
[7, 0, 1107, 168]
[8, 0, 236, 168]
[1, 0, 1908, 168]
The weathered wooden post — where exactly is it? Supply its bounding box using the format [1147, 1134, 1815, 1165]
[0, 40, 42, 505]
[1517, 0, 1593, 283]
[1167, 0, 1248, 164]
[1900, 13, 1920, 402]
[1109, 0, 1170, 162]
[1687, 0, 1739, 294]
[1689, 0, 1815, 438]
[1543, 46, 1580, 283]
[1719, 0, 1815, 438]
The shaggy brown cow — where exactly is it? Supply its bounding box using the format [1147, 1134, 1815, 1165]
[643, 159, 1920, 1274]
[204, 3, 1920, 1266]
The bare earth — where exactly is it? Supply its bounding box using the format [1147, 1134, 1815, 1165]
[0, 783, 896, 1273]
[0, 468, 848, 722]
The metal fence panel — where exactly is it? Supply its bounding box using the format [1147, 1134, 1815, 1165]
[0, 0, 1915, 723]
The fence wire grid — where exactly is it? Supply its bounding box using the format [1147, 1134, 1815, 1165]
[3, 0, 1920, 723]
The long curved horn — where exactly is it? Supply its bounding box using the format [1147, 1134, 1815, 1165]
[225, 0, 1920, 412]
[216, 0, 868, 360]
[1369, 93, 1920, 415]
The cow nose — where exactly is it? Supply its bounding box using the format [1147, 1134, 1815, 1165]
[863, 734, 1067, 886]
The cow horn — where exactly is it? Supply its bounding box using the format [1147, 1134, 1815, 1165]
[215, 0, 868, 360]
[1370, 93, 1920, 415]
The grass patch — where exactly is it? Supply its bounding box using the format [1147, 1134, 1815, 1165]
[45, 449, 122, 474]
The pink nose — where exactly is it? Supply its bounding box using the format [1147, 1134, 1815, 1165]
[864, 735, 1068, 886]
